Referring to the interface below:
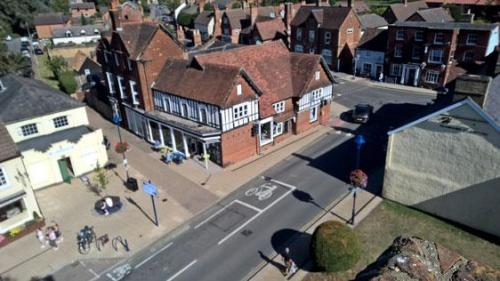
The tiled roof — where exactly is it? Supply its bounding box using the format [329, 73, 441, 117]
[33, 12, 69, 25]
[358, 28, 388, 51]
[254, 18, 286, 41]
[337, 0, 370, 13]
[425, 0, 498, 5]
[388, 0, 428, 21]
[412, 7, 454, 22]
[290, 6, 352, 29]
[0, 75, 83, 123]
[393, 21, 498, 31]
[70, 50, 88, 71]
[70, 2, 95, 9]
[116, 23, 158, 58]
[0, 122, 19, 162]
[359, 14, 388, 29]
[153, 59, 243, 107]
[195, 11, 214, 25]
[224, 6, 282, 30]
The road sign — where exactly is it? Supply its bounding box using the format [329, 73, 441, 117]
[143, 182, 157, 196]
[112, 113, 122, 125]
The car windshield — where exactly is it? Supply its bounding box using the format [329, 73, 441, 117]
[354, 105, 370, 115]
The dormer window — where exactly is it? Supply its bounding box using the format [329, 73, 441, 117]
[236, 84, 242, 95]
[80, 29, 86, 35]
[65, 30, 72, 37]
[94, 29, 100, 35]
[315, 71, 320, 80]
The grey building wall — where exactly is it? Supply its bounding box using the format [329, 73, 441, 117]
[383, 104, 500, 237]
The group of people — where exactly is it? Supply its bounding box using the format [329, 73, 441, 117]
[282, 247, 298, 277]
[99, 197, 115, 216]
[35, 223, 63, 250]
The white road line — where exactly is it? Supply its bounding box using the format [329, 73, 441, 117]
[105, 273, 118, 281]
[88, 269, 99, 278]
[267, 178, 297, 191]
[194, 202, 235, 229]
[218, 183, 295, 245]
[166, 260, 198, 281]
[134, 242, 174, 269]
[88, 260, 130, 281]
[234, 199, 262, 213]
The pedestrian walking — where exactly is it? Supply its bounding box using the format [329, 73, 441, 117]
[47, 227, 58, 251]
[378, 72, 384, 83]
[282, 248, 292, 276]
[36, 228, 46, 248]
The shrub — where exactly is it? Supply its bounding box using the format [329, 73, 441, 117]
[58, 71, 77, 94]
[311, 220, 361, 272]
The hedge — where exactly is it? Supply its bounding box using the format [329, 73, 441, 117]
[58, 71, 77, 94]
[311, 220, 362, 272]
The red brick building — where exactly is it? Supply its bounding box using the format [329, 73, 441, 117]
[385, 21, 499, 90]
[290, 6, 361, 73]
[33, 13, 70, 39]
[148, 42, 334, 167]
[70, 2, 97, 18]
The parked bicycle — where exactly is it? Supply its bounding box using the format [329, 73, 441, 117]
[77, 225, 97, 254]
[245, 182, 278, 201]
[112, 236, 130, 252]
[96, 234, 110, 251]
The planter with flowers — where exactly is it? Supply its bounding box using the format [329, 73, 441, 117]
[115, 142, 129, 154]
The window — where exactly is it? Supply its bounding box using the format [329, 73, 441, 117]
[127, 59, 133, 71]
[321, 49, 332, 64]
[313, 88, 322, 99]
[273, 101, 285, 113]
[163, 97, 171, 112]
[53, 116, 68, 128]
[463, 51, 474, 63]
[130, 80, 139, 105]
[415, 31, 424, 42]
[466, 34, 477, 46]
[390, 64, 402, 76]
[181, 104, 188, 117]
[273, 122, 283, 136]
[21, 123, 38, 136]
[394, 46, 403, 58]
[315, 71, 320, 80]
[200, 108, 207, 123]
[0, 198, 26, 223]
[233, 104, 248, 119]
[310, 106, 318, 122]
[324, 31, 331, 44]
[434, 33, 444, 44]
[308, 30, 315, 43]
[294, 44, 303, 53]
[428, 49, 443, 63]
[117, 76, 126, 98]
[103, 52, 109, 63]
[309, 48, 315, 54]
[362, 63, 372, 74]
[396, 31, 404, 41]
[412, 46, 423, 59]
[80, 29, 86, 35]
[347, 28, 353, 34]
[236, 84, 242, 96]
[425, 71, 439, 84]
[296, 28, 302, 41]
[114, 52, 120, 66]
[106, 72, 116, 94]
[94, 29, 100, 35]
[65, 30, 72, 37]
[0, 168, 8, 188]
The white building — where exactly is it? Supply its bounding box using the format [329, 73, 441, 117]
[355, 28, 387, 79]
[0, 75, 108, 190]
[51, 25, 103, 45]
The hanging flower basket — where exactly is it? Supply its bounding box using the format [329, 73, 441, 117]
[350, 169, 368, 188]
[115, 142, 129, 154]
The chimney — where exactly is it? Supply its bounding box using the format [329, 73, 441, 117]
[316, 0, 319, 7]
[214, 3, 222, 37]
[193, 29, 202, 46]
[199, 0, 205, 13]
[250, 4, 257, 26]
[403, 0, 407, 7]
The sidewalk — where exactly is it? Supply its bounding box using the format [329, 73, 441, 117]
[248, 191, 383, 281]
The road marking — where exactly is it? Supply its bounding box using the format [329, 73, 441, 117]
[234, 199, 262, 213]
[166, 260, 197, 281]
[194, 202, 235, 229]
[217, 180, 296, 245]
[134, 242, 174, 269]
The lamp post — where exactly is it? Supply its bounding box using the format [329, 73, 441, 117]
[354, 134, 365, 169]
[349, 169, 367, 225]
[112, 113, 129, 180]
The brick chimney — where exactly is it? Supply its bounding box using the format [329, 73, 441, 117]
[193, 29, 202, 46]
[214, 3, 222, 37]
[109, 0, 122, 31]
[199, 0, 205, 13]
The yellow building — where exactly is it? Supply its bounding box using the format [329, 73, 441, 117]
[0, 75, 108, 190]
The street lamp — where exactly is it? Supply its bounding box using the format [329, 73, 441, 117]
[112, 113, 129, 180]
[354, 134, 365, 169]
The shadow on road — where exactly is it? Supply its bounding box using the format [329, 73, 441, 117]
[258, 251, 286, 274]
[292, 189, 350, 222]
[125, 197, 155, 225]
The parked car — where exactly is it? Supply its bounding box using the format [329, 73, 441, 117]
[21, 50, 31, 58]
[34, 48, 43, 55]
[352, 104, 373, 123]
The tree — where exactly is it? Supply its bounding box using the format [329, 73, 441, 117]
[231, 1, 242, 9]
[58, 71, 77, 94]
[50, 0, 70, 13]
[46, 55, 66, 78]
[204, 3, 214, 11]
[311, 221, 362, 272]
[0, 52, 33, 77]
[93, 163, 109, 195]
[329, 0, 337, 6]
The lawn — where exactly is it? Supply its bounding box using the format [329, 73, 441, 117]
[35, 53, 60, 89]
[304, 201, 500, 281]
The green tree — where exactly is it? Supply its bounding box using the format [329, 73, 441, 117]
[159, 0, 181, 11]
[80, 14, 88, 25]
[58, 71, 77, 94]
[231, 1, 242, 9]
[50, 0, 70, 13]
[204, 3, 214, 11]
[311, 221, 362, 272]
[46, 55, 66, 77]
[329, 0, 337, 6]
[0, 45, 33, 77]
[93, 163, 109, 194]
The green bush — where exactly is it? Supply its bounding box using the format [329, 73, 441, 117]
[58, 71, 77, 94]
[311, 221, 361, 272]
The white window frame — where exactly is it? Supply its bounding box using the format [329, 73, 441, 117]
[428, 49, 443, 64]
[127, 59, 133, 71]
[294, 44, 303, 53]
[425, 71, 439, 84]
[0, 167, 9, 189]
[308, 30, 315, 43]
[396, 31, 404, 41]
[233, 104, 249, 120]
[296, 28, 302, 41]
[434, 33, 444, 44]
[114, 52, 120, 66]
[236, 84, 242, 96]
[273, 122, 283, 136]
[310, 105, 318, 122]
[117, 75, 125, 98]
[273, 101, 285, 113]
[466, 34, 477, 46]
[346, 28, 353, 34]
[324, 31, 331, 44]
[106, 72, 115, 94]
[21, 123, 38, 137]
[394, 46, 403, 58]
[312, 88, 323, 100]
[414, 31, 424, 42]
[130, 80, 139, 105]
[103, 51, 109, 63]
[163, 97, 171, 112]
[315, 71, 320, 80]
[53, 116, 69, 128]
[309, 48, 315, 54]
[390, 64, 402, 76]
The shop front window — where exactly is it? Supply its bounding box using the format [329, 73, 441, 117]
[0, 198, 26, 223]
[260, 121, 272, 145]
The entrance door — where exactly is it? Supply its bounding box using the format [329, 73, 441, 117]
[57, 158, 73, 184]
[407, 69, 416, 86]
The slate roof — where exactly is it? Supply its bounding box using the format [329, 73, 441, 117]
[17, 126, 92, 152]
[411, 7, 454, 22]
[116, 23, 158, 58]
[0, 122, 19, 162]
[290, 6, 353, 30]
[70, 2, 95, 9]
[484, 75, 500, 125]
[33, 12, 69, 25]
[254, 18, 286, 41]
[393, 21, 498, 31]
[224, 7, 281, 30]
[425, 0, 498, 5]
[0, 75, 84, 124]
[358, 28, 388, 51]
[52, 24, 103, 38]
[359, 14, 388, 29]
[388, 0, 428, 21]
[195, 11, 214, 26]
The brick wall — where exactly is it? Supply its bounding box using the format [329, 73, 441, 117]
[220, 123, 258, 167]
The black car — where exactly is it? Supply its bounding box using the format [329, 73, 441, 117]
[34, 48, 44, 55]
[352, 104, 373, 123]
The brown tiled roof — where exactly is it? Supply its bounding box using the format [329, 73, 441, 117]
[70, 51, 88, 71]
[0, 122, 19, 162]
[337, 0, 370, 14]
[224, 6, 282, 30]
[116, 23, 158, 58]
[359, 13, 388, 29]
[389, 0, 428, 21]
[358, 28, 388, 51]
[290, 6, 352, 30]
[33, 12, 69, 25]
[425, 0, 498, 5]
[254, 18, 286, 41]
[412, 7, 454, 22]
[153, 59, 243, 107]
[70, 2, 95, 9]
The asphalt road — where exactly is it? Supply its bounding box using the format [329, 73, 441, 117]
[58, 81, 435, 281]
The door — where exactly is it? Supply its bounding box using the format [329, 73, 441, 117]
[58, 158, 72, 184]
[407, 69, 416, 86]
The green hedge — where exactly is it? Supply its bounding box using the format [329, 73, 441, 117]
[58, 71, 77, 94]
[311, 220, 362, 272]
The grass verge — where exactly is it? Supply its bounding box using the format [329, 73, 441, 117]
[35, 53, 60, 89]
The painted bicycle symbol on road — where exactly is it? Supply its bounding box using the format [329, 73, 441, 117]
[245, 183, 278, 201]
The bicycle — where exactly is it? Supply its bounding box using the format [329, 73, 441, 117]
[112, 236, 130, 252]
[77, 225, 96, 254]
[96, 234, 109, 251]
[245, 182, 277, 201]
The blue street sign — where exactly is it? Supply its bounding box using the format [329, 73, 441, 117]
[143, 182, 157, 196]
[112, 114, 122, 125]
[355, 135, 366, 148]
